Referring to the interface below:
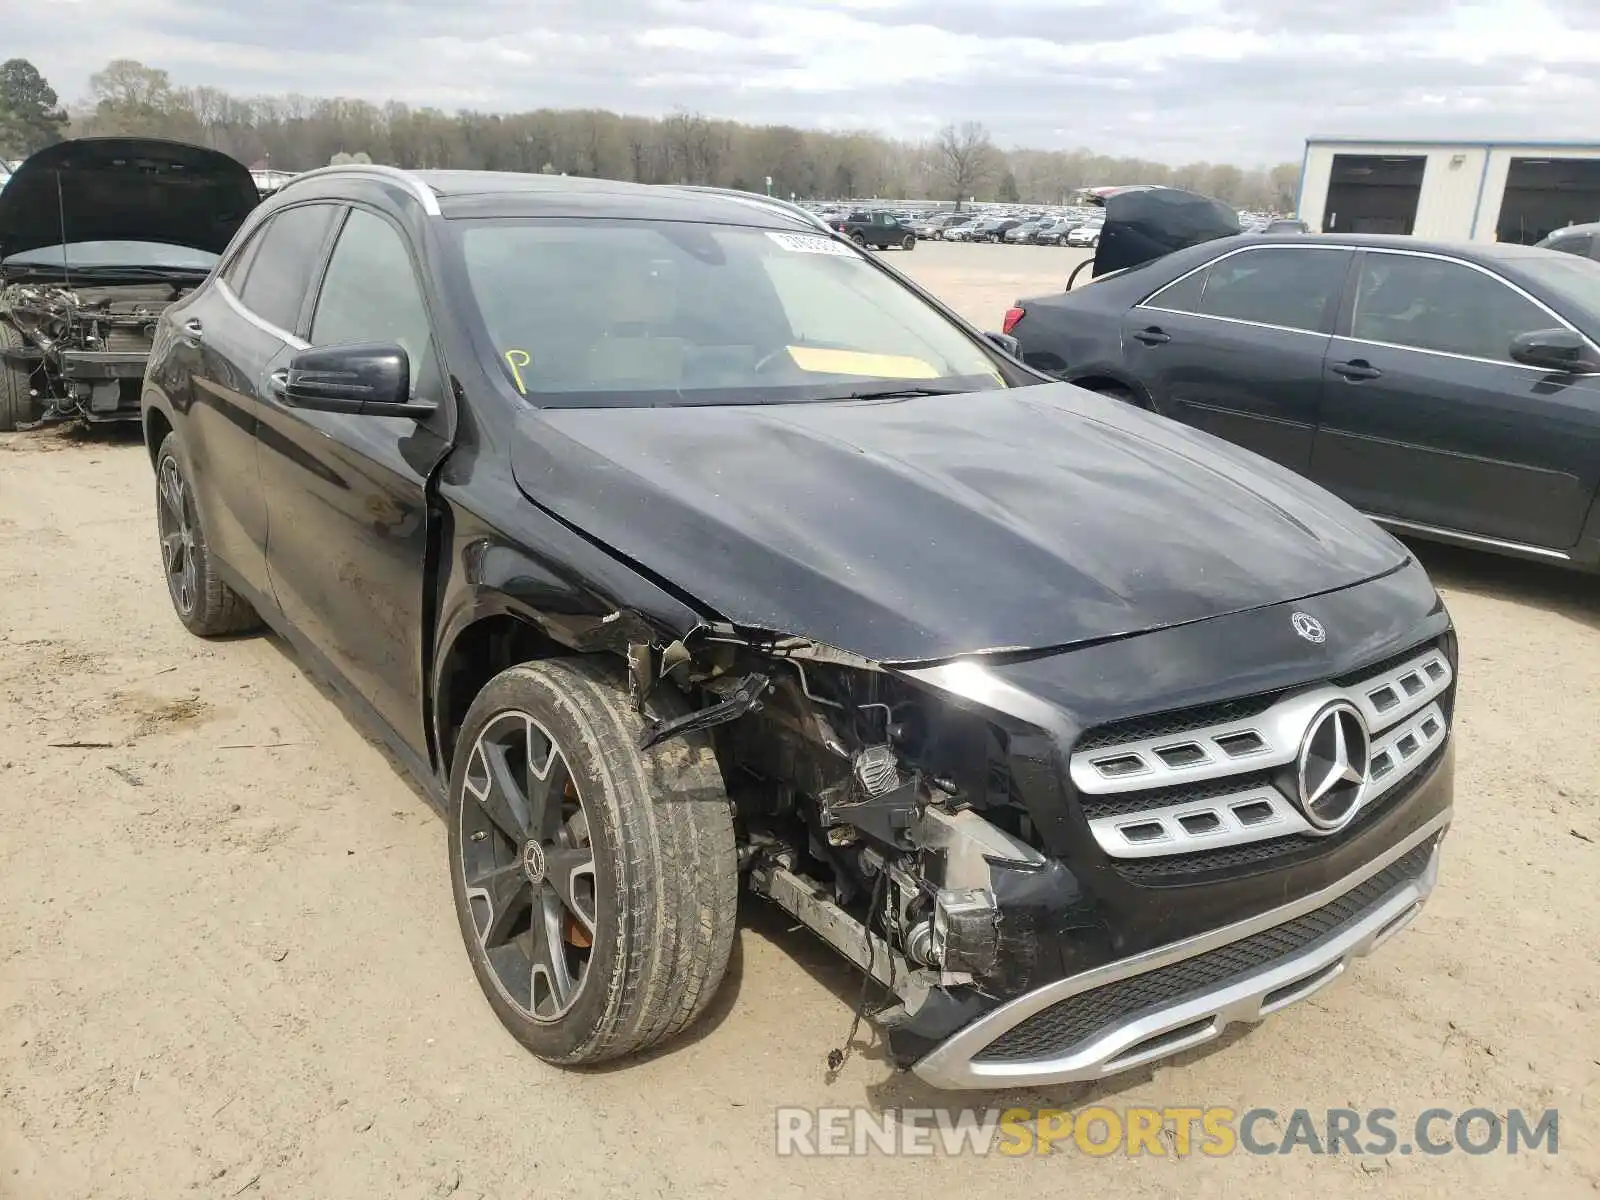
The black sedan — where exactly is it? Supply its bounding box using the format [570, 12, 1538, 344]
[1008, 234, 1600, 570]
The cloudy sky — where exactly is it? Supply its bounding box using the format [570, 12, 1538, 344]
[18, 0, 1600, 165]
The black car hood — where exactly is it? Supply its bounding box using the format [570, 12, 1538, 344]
[0, 138, 258, 259]
[509, 383, 1407, 664]
[1090, 185, 1240, 278]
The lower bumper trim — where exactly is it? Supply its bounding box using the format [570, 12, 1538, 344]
[911, 810, 1448, 1090]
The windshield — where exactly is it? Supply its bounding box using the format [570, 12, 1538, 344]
[455, 218, 1006, 407]
[1517, 252, 1600, 325]
[1, 240, 219, 271]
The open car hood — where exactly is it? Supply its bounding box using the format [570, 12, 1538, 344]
[0, 138, 258, 259]
[509, 383, 1408, 664]
[1086, 185, 1241, 279]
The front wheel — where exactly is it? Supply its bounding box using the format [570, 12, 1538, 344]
[0, 321, 39, 432]
[900, 234, 916, 251]
[448, 658, 738, 1065]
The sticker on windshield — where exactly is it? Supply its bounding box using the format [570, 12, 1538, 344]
[766, 231, 855, 256]
[504, 348, 530, 395]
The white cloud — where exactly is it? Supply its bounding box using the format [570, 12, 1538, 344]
[9, 0, 1598, 164]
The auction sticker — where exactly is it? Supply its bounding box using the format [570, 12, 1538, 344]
[767, 231, 856, 256]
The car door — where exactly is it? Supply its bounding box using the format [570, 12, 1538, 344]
[255, 204, 452, 757]
[179, 203, 342, 600]
[1310, 249, 1600, 551]
[1121, 245, 1354, 474]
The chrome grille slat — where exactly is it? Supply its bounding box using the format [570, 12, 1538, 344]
[1076, 647, 1452, 862]
[1072, 648, 1452, 796]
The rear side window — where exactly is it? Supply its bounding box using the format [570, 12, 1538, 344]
[220, 225, 264, 291]
[1194, 247, 1348, 333]
[238, 204, 339, 334]
[1145, 265, 1209, 313]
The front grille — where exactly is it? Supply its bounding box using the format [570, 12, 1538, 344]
[1067, 638, 1452, 876]
[976, 839, 1435, 1062]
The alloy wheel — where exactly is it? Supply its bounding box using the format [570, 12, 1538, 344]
[156, 456, 199, 615]
[458, 710, 598, 1022]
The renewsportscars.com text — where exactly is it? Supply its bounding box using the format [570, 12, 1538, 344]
[774, 1106, 1559, 1158]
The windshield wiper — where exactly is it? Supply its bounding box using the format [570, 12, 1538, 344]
[831, 385, 967, 401]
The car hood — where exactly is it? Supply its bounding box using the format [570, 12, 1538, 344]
[0, 138, 258, 259]
[508, 383, 1408, 664]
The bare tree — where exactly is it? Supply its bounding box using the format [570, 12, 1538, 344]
[934, 121, 997, 208]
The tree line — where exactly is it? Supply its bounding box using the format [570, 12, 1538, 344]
[1, 57, 1302, 212]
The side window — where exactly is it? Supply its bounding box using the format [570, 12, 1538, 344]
[221, 225, 264, 291]
[1145, 265, 1210, 313]
[238, 204, 338, 333]
[1550, 233, 1593, 259]
[1194, 248, 1349, 333]
[309, 208, 439, 398]
[1350, 253, 1555, 362]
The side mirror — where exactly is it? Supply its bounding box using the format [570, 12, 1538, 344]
[1509, 328, 1592, 373]
[275, 342, 436, 417]
[983, 330, 1021, 357]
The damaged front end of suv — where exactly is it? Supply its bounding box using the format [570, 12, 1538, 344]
[0, 138, 257, 431]
[504, 385, 1456, 1090]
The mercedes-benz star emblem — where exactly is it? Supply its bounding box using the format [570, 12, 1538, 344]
[1295, 702, 1370, 831]
[1291, 611, 1326, 643]
[520, 840, 547, 886]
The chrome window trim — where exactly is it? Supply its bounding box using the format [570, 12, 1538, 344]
[216, 278, 309, 350]
[1346, 245, 1600, 363]
[1136, 241, 1600, 364]
[1136, 242, 1352, 334]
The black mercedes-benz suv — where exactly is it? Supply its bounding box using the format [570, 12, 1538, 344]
[140, 166, 1455, 1089]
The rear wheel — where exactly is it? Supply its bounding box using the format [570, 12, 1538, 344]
[448, 658, 739, 1065]
[154, 433, 262, 636]
[851, 232, 867, 248]
[0, 321, 39, 433]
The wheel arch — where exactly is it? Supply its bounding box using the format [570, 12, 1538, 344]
[1066, 369, 1157, 411]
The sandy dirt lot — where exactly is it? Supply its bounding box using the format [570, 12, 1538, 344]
[2, 241, 1597, 1198]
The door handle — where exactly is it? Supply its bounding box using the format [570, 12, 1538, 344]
[180, 318, 204, 344]
[1133, 327, 1171, 346]
[1331, 360, 1382, 381]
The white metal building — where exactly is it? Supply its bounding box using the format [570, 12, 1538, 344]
[1296, 138, 1600, 244]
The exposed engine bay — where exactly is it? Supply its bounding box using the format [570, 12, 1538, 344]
[0, 280, 196, 426]
[621, 625, 1083, 1069]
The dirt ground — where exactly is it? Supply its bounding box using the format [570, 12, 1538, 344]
[1, 241, 1597, 1199]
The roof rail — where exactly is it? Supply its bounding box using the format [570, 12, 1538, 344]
[274, 163, 441, 216]
[667, 185, 833, 233]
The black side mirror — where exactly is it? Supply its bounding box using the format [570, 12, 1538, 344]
[273, 342, 436, 417]
[1509, 328, 1592, 373]
[984, 331, 1021, 357]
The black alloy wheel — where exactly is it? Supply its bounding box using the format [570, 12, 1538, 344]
[457, 708, 598, 1024]
[153, 434, 260, 637]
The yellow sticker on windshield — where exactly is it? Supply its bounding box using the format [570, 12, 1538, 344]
[786, 346, 940, 379]
[504, 348, 530, 394]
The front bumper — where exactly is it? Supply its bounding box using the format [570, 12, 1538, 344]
[912, 807, 1448, 1090]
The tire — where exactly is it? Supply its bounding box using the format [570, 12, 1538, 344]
[154, 432, 262, 637]
[900, 234, 916, 251]
[448, 657, 739, 1066]
[0, 321, 39, 433]
[1089, 234, 1100, 248]
[850, 232, 867, 248]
